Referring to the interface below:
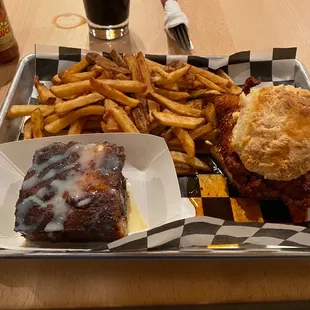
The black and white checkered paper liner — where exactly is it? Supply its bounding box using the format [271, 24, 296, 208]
[107, 216, 310, 252]
[30, 45, 310, 104]
[13, 45, 309, 254]
[1, 216, 310, 256]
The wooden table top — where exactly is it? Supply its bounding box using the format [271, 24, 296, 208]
[1, 0, 310, 308]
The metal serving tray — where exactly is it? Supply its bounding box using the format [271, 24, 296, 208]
[1, 53, 310, 259]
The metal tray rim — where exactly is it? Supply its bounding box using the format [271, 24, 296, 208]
[1, 53, 310, 259]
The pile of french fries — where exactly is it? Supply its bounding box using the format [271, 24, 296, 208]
[6, 50, 241, 175]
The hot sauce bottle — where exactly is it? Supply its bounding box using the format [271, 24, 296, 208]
[0, 0, 18, 64]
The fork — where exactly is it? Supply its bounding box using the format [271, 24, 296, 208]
[161, 0, 192, 51]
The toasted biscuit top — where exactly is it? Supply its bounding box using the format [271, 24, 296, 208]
[231, 85, 310, 181]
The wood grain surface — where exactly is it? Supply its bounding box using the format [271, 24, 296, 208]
[1, 0, 310, 308]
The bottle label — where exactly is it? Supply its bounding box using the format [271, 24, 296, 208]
[0, 7, 14, 52]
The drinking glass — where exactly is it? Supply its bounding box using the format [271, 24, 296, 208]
[83, 0, 130, 40]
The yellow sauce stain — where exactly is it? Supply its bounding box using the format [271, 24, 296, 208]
[127, 186, 147, 234]
[52, 13, 87, 29]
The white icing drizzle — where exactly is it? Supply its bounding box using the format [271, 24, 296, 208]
[77, 197, 92, 207]
[36, 187, 48, 199]
[16, 143, 115, 233]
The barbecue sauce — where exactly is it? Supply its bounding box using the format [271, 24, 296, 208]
[0, 0, 18, 64]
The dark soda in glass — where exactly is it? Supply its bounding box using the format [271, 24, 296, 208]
[83, 0, 130, 40]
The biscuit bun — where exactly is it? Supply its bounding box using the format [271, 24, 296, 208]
[231, 85, 310, 181]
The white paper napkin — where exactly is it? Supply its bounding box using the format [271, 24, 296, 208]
[163, 0, 190, 41]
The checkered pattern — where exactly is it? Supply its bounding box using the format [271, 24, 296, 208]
[16, 45, 310, 254]
[35, 45, 298, 83]
[178, 170, 302, 224]
[106, 217, 310, 252]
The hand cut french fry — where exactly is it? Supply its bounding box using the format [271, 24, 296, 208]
[23, 118, 32, 140]
[67, 57, 90, 74]
[59, 71, 101, 83]
[6, 105, 54, 118]
[62, 94, 79, 101]
[44, 113, 61, 125]
[168, 144, 188, 152]
[51, 80, 91, 98]
[145, 58, 167, 70]
[106, 115, 121, 132]
[184, 99, 204, 110]
[86, 52, 109, 64]
[174, 163, 196, 175]
[90, 78, 140, 107]
[217, 69, 235, 85]
[154, 65, 191, 86]
[124, 106, 132, 114]
[152, 111, 205, 129]
[167, 60, 182, 69]
[104, 99, 122, 132]
[43, 130, 69, 137]
[161, 128, 174, 141]
[87, 52, 130, 75]
[190, 66, 231, 89]
[151, 76, 161, 83]
[172, 127, 195, 157]
[110, 49, 128, 68]
[197, 129, 219, 143]
[184, 72, 196, 82]
[136, 52, 154, 95]
[147, 99, 160, 123]
[226, 85, 242, 95]
[170, 151, 211, 171]
[195, 74, 226, 93]
[149, 92, 202, 117]
[68, 117, 86, 135]
[98, 69, 114, 79]
[91, 79, 147, 93]
[155, 88, 190, 101]
[168, 123, 213, 146]
[190, 89, 221, 98]
[132, 106, 148, 133]
[55, 92, 104, 114]
[204, 102, 217, 127]
[100, 120, 108, 132]
[31, 108, 44, 138]
[55, 96, 63, 104]
[147, 120, 159, 132]
[123, 53, 143, 82]
[37, 95, 44, 105]
[115, 73, 130, 80]
[41, 107, 55, 118]
[151, 66, 169, 79]
[109, 106, 139, 133]
[88, 64, 104, 72]
[45, 105, 105, 133]
[139, 98, 149, 118]
[150, 123, 166, 135]
[204, 140, 214, 153]
[162, 83, 179, 91]
[190, 123, 214, 140]
[51, 74, 62, 85]
[34, 76, 56, 105]
[177, 79, 202, 90]
[167, 65, 191, 82]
